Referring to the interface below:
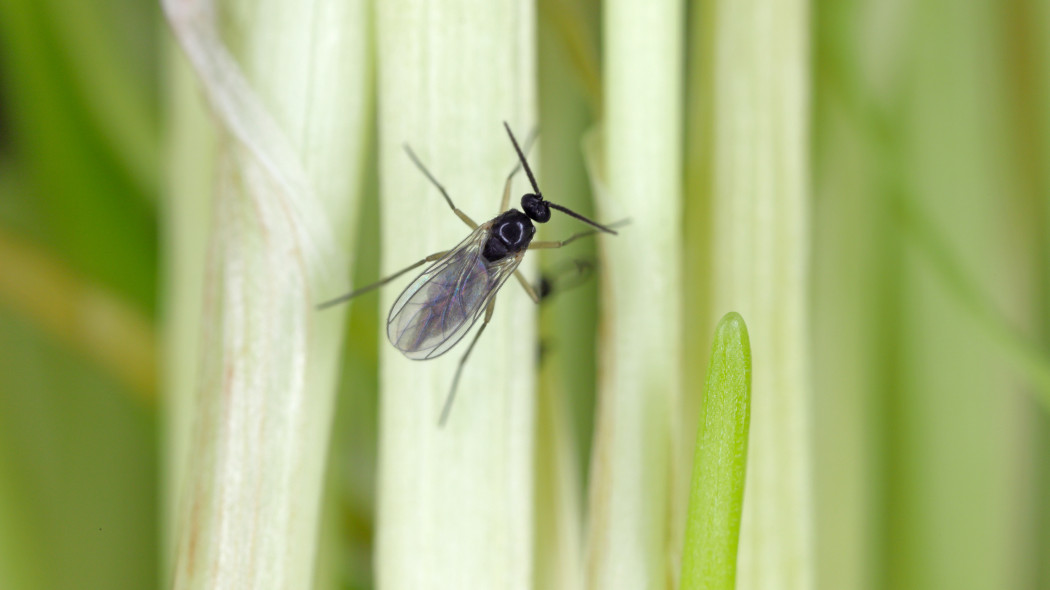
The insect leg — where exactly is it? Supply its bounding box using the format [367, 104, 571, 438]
[538, 259, 595, 301]
[530, 217, 631, 250]
[527, 228, 602, 250]
[316, 250, 448, 310]
[498, 166, 517, 214]
[438, 298, 496, 426]
[403, 145, 478, 230]
[512, 259, 594, 305]
[513, 270, 540, 304]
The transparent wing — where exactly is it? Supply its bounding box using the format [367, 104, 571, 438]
[386, 224, 522, 360]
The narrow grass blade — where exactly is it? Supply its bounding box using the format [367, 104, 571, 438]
[681, 312, 752, 590]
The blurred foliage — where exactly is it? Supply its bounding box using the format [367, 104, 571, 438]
[0, 0, 1048, 588]
[0, 0, 159, 588]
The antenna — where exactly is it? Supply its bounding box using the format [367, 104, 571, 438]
[503, 122, 618, 235]
[503, 121, 543, 198]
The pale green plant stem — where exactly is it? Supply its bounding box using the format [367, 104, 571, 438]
[681, 0, 718, 508]
[707, 0, 813, 588]
[681, 312, 752, 590]
[374, 2, 536, 588]
[583, 1, 683, 588]
[535, 375, 586, 590]
[161, 46, 215, 578]
[162, 0, 369, 587]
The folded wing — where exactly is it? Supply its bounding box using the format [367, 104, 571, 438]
[387, 225, 522, 360]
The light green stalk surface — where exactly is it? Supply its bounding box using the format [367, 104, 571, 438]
[162, 0, 370, 587]
[374, 2, 536, 588]
[681, 312, 752, 590]
[708, 0, 813, 588]
[161, 45, 214, 577]
[584, 1, 683, 588]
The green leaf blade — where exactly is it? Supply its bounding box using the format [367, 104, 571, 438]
[681, 311, 753, 590]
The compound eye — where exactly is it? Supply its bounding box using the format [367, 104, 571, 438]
[521, 194, 551, 223]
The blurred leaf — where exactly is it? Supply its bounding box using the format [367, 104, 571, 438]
[896, 198, 1050, 413]
[0, 310, 157, 590]
[811, 2, 900, 588]
[0, 0, 158, 310]
[0, 2, 161, 589]
[0, 230, 156, 401]
[45, 0, 161, 195]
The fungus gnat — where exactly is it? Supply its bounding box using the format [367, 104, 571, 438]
[318, 122, 617, 426]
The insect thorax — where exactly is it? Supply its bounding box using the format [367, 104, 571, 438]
[482, 209, 536, 262]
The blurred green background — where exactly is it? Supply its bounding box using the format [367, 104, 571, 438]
[0, 0, 1047, 589]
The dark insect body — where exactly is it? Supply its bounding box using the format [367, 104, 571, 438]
[318, 123, 617, 425]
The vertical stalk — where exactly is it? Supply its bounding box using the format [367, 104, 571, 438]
[162, 0, 371, 587]
[161, 43, 214, 578]
[374, 2, 536, 588]
[888, 1, 1032, 587]
[708, 0, 814, 588]
[584, 0, 683, 588]
[810, 1, 888, 588]
[682, 0, 718, 502]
